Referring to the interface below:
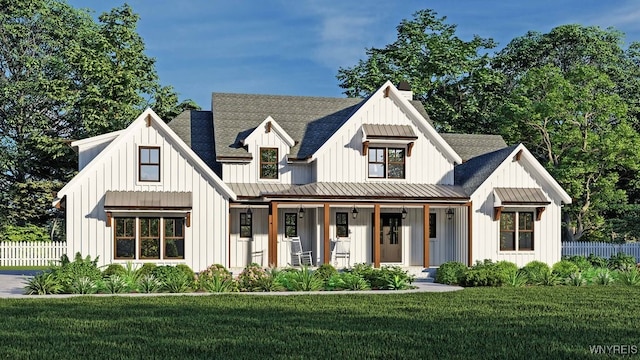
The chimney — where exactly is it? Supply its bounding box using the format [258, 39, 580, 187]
[397, 81, 413, 100]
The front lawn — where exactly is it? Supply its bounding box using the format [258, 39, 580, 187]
[1, 287, 638, 359]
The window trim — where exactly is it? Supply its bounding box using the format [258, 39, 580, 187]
[240, 212, 253, 238]
[499, 211, 534, 252]
[284, 212, 298, 238]
[336, 212, 349, 238]
[367, 147, 406, 179]
[139, 146, 161, 182]
[259, 147, 279, 179]
[113, 216, 186, 261]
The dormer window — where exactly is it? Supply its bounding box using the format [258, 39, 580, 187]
[368, 147, 405, 179]
[139, 146, 160, 182]
[260, 147, 278, 179]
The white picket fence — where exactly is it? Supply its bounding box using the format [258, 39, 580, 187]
[562, 241, 640, 261]
[0, 241, 67, 267]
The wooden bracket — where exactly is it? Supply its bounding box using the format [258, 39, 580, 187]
[186, 212, 191, 227]
[106, 212, 112, 227]
[362, 141, 370, 156]
[146, 114, 152, 127]
[494, 206, 504, 221]
[266, 121, 272, 133]
[515, 150, 522, 161]
[407, 142, 414, 157]
[536, 207, 545, 221]
[384, 86, 390, 98]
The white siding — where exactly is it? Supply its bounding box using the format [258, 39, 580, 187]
[469, 156, 563, 267]
[314, 96, 454, 184]
[66, 122, 230, 272]
[77, 138, 117, 171]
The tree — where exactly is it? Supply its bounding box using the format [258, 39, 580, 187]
[336, 9, 500, 132]
[0, 0, 193, 236]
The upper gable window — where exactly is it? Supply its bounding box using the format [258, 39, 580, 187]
[260, 147, 278, 179]
[368, 147, 405, 179]
[139, 146, 160, 182]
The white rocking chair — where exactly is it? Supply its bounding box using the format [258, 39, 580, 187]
[289, 237, 313, 267]
[331, 238, 351, 268]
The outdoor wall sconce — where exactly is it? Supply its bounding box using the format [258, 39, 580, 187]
[446, 208, 454, 220]
[401, 206, 408, 219]
[351, 205, 359, 219]
[298, 206, 305, 219]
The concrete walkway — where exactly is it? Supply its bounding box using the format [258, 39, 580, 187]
[0, 274, 462, 299]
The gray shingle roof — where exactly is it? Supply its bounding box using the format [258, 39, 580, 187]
[228, 182, 468, 201]
[168, 110, 220, 174]
[440, 133, 508, 162]
[455, 144, 519, 195]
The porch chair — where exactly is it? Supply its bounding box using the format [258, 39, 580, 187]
[331, 238, 351, 268]
[288, 237, 313, 267]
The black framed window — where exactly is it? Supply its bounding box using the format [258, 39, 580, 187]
[139, 218, 161, 259]
[114, 218, 136, 259]
[260, 148, 278, 179]
[113, 217, 185, 260]
[164, 218, 185, 259]
[285, 213, 297, 237]
[240, 212, 252, 238]
[336, 212, 349, 238]
[368, 147, 405, 179]
[500, 212, 534, 251]
[139, 147, 160, 182]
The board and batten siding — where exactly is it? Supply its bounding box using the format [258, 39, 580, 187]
[65, 122, 230, 272]
[314, 95, 454, 184]
[469, 156, 563, 267]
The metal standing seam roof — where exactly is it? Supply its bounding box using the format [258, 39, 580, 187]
[228, 182, 468, 201]
[494, 187, 550, 205]
[362, 124, 418, 140]
[104, 191, 192, 209]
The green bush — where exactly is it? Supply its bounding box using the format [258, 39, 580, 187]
[100, 274, 129, 294]
[102, 264, 126, 278]
[175, 264, 196, 288]
[276, 266, 322, 291]
[136, 274, 163, 293]
[23, 272, 63, 295]
[0, 224, 49, 242]
[587, 254, 607, 268]
[552, 260, 579, 279]
[595, 268, 614, 285]
[51, 253, 102, 293]
[326, 272, 370, 290]
[607, 252, 637, 271]
[435, 261, 467, 285]
[196, 264, 233, 291]
[314, 263, 337, 282]
[459, 260, 514, 287]
[237, 263, 269, 292]
[520, 261, 551, 285]
[136, 263, 157, 278]
[616, 268, 640, 286]
[563, 255, 592, 272]
[565, 272, 586, 286]
[347, 264, 413, 289]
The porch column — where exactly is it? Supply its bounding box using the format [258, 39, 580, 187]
[467, 201, 473, 266]
[323, 203, 330, 264]
[423, 204, 430, 268]
[373, 204, 381, 268]
[269, 201, 279, 267]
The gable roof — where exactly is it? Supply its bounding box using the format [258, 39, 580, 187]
[210, 88, 436, 161]
[168, 110, 219, 173]
[440, 133, 508, 162]
[455, 143, 571, 204]
[54, 108, 236, 205]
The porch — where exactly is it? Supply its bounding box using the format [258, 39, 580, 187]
[228, 201, 473, 269]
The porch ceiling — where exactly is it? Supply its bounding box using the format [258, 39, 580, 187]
[228, 182, 469, 201]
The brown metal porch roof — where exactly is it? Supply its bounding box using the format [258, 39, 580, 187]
[362, 124, 418, 140]
[104, 191, 192, 210]
[228, 182, 468, 201]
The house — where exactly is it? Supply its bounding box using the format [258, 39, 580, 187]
[53, 81, 571, 271]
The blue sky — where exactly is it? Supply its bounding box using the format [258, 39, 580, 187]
[68, 1, 640, 110]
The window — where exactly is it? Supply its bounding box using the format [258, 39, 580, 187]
[368, 147, 405, 179]
[114, 217, 185, 260]
[336, 212, 349, 238]
[260, 148, 278, 179]
[285, 213, 297, 237]
[240, 212, 252, 238]
[139, 147, 160, 182]
[500, 212, 534, 251]
[429, 213, 436, 238]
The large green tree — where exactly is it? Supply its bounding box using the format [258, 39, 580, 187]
[337, 9, 501, 133]
[0, 0, 195, 237]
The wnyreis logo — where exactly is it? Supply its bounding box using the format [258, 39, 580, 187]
[589, 345, 638, 355]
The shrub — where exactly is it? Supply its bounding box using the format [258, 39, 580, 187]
[196, 264, 232, 291]
[505, 271, 528, 287]
[565, 272, 586, 287]
[314, 263, 337, 282]
[563, 255, 592, 272]
[102, 264, 126, 278]
[175, 264, 196, 288]
[23, 272, 63, 295]
[587, 254, 607, 268]
[329, 272, 370, 290]
[435, 261, 467, 285]
[552, 260, 579, 279]
[607, 252, 637, 271]
[136, 263, 157, 279]
[237, 263, 269, 292]
[152, 266, 194, 292]
[101, 274, 129, 294]
[137, 274, 163, 293]
[537, 270, 560, 286]
[70, 276, 99, 294]
[520, 261, 551, 285]
[616, 268, 640, 286]
[277, 266, 322, 291]
[595, 268, 614, 285]
[459, 260, 514, 287]
[347, 264, 413, 289]
[52, 253, 102, 293]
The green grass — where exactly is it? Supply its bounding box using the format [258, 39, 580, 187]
[1, 287, 639, 359]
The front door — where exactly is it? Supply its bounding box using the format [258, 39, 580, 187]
[380, 213, 402, 263]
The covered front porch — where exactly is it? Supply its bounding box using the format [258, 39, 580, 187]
[228, 200, 473, 269]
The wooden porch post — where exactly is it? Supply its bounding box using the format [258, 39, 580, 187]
[423, 204, 430, 268]
[467, 201, 473, 266]
[373, 204, 381, 268]
[323, 203, 330, 264]
[269, 201, 279, 267]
